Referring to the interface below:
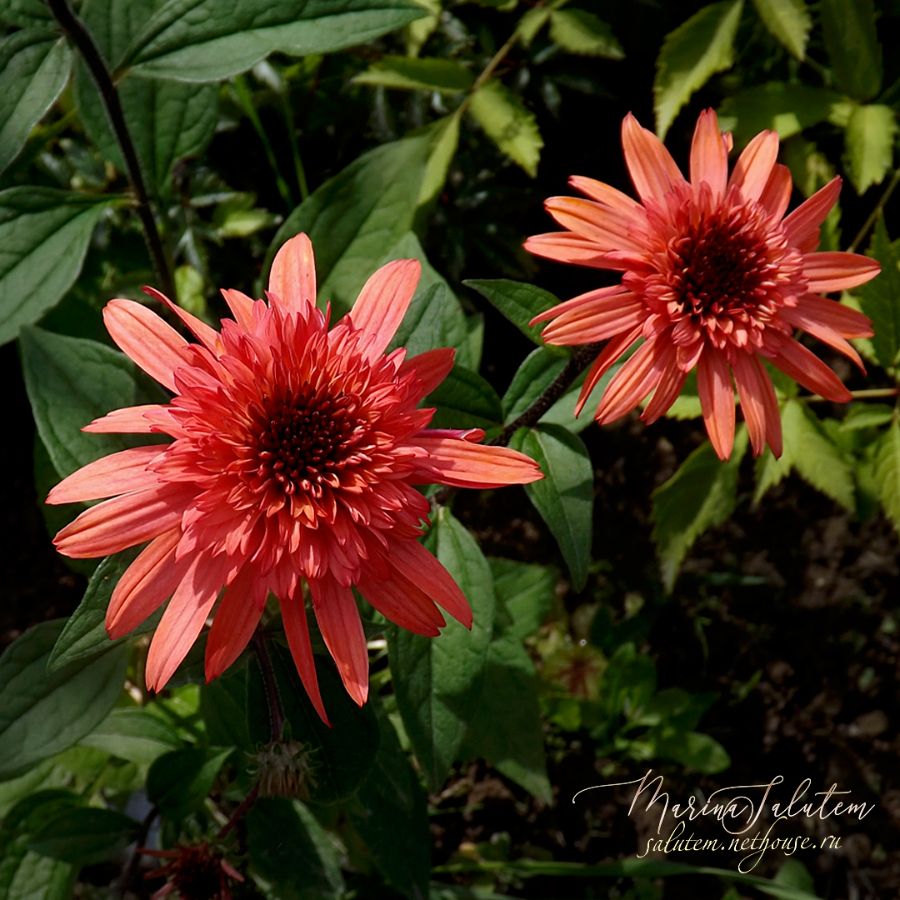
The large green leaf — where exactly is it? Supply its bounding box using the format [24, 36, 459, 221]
[267, 128, 433, 312]
[426, 365, 503, 430]
[354, 55, 473, 93]
[0, 191, 108, 346]
[0, 0, 51, 28]
[75, 0, 218, 196]
[844, 104, 897, 195]
[78, 706, 180, 766]
[873, 419, 900, 537]
[468, 80, 543, 177]
[0, 30, 72, 175]
[509, 425, 593, 591]
[388, 508, 495, 790]
[0, 621, 129, 780]
[20, 327, 166, 479]
[651, 429, 748, 591]
[820, 0, 881, 101]
[654, 0, 743, 139]
[490, 557, 555, 640]
[27, 807, 139, 866]
[857, 216, 900, 370]
[464, 278, 560, 346]
[121, 0, 425, 81]
[750, 0, 810, 58]
[146, 747, 233, 820]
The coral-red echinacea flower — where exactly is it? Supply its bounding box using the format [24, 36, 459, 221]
[525, 109, 880, 459]
[48, 235, 542, 721]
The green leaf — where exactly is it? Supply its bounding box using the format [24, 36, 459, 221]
[718, 82, 845, 145]
[651, 429, 748, 591]
[0, 0, 51, 28]
[418, 110, 460, 207]
[388, 508, 495, 790]
[20, 327, 165, 479]
[839, 403, 895, 431]
[249, 644, 381, 804]
[548, 9, 623, 59]
[502, 349, 567, 422]
[267, 128, 433, 312]
[248, 799, 345, 899]
[786, 401, 855, 509]
[354, 55, 473, 92]
[750, 0, 810, 58]
[426, 365, 503, 430]
[873, 419, 900, 536]
[509, 425, 593, 590]
[349, 702, 429, 897]
[857, 216, 900, 369]
[657, 731, 730, 774]
[517, 7, 551, 45]
[468, 80, 543, 177]
[0, 621, 129, 780]
[464, 278, 559, 346]
[122, 0, 426, 81]
[27, 807, 138, 865]
[78, 707, 180, 766]
[75, 0, 218, 196]
[146, 747, 232, 819]
[654, 0, 743, 139]
[844, 104, 897, 194]
[0, 191, 108, 347]
[0, 793, 76, 900]
[490, 557, 555, 640]
[820, 0, 881, 101]
[0, 30, 72, 175]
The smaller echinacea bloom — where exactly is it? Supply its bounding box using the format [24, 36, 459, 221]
[48, 235, 542, 721]
[525, 109, 880, 459]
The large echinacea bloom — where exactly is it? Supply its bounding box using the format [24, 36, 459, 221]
[525, 109, 880, 459]
[48, 235, 542, 721]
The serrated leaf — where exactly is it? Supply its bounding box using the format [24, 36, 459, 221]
[873, 419, 900, 535]
[388, 508, 495, 790]
[509, 425, 593, 590]
[718, 82, 844, 145]
[844, 105, 897, 194]
[27, 808, 138, 865]
[75, 0, 218, 196]
[465, 278, 560, 345]
[549, 9, 623, 59]
[146, 747, 232, 819]
[820, 0, 881, 101]
[0, 191, 108, 347]
[750, 0, 810, 58]
[651, 429, 748, 591]
[354, 55, 473, 93]
[0, 621, 129, 780]
[468, 80, 543, 177]
[517, 6, 550, 45]
[857, 216, 900, 369]
[121, 0, 426, 82]
[427, 365, 503, 429]
[20, 327, 165, 479]
[266, 127, 433, 312]
[0, 30, 72, 175]
[654, 0, 743, 139]
[840, 403, 895, 431]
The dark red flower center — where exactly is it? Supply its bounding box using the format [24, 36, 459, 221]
[257, 387, 359, 495]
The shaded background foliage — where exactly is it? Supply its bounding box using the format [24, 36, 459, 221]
[0, 0, 898, 898]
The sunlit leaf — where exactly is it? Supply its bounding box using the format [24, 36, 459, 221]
[873, 419, 900, 536]
[549, 9, 623, 59]
[469, 80, 543, 177]
[354, 55, 473, 92]
[857, 216, 900, 369]
[750, 0, 810, 58]
[844, 104, 897, 194]
[820, 0, 881, 101]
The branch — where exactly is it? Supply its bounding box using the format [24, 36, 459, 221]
[47, 0, 175, 300]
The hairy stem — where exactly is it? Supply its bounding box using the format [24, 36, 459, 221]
[252, 631, 285, 741]
[848, 168, 900, 253]
[47, 0, 175, 300]
[216, 781, 261, 842]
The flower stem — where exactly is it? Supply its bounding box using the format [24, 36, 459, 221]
[252, 631, 285, 741]
[848, 168, 900, 253]
[47, 0, 175, 301]
[216, 781, 261, 841]
[805, 387, 899, 403]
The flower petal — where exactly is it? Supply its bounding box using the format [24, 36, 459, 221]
[768, 338, 852, 402]
[398, 347, 455, 397]
[204, 565, 266, 681]
[103, 299, 188, 392]
[310, 578, 369, 707]
[540, 288, 645, 345]
[412, 432, 543, 489]
[220, 288, 256, 331]
[568, 176, 646, 226]
[758, 163, 793, 221]
[268, 233, 317, 311]
[83, 404, 172, 434]
[621, 113, 686, 202]
[357, 568, 445, 636]
[349, 259, 421, 361]
[689, 108, 728, 199]
[594, 337, 664, 423]
[782, 177, 841, 252]
[780, 297, 870, 369]
[574, 325, 643, 416]
[280, 590, 328, 724]
[47, 446, 163, 505]
[143, 286, 219, 352]
[524, 232, 645, 271]
[697, 349, 736, 460]
[732, 352, 782, 457]
[803, 252, 881, 292]
[729, 130, 779, 202]
[53, 484, 194, 558]
[544, 197, 646, 253]
[641, 344, 688, 424]
[386, 539, 472, 627]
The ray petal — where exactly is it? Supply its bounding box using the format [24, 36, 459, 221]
[268, 233, 317, 311]
[348, 259, 421, 361]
